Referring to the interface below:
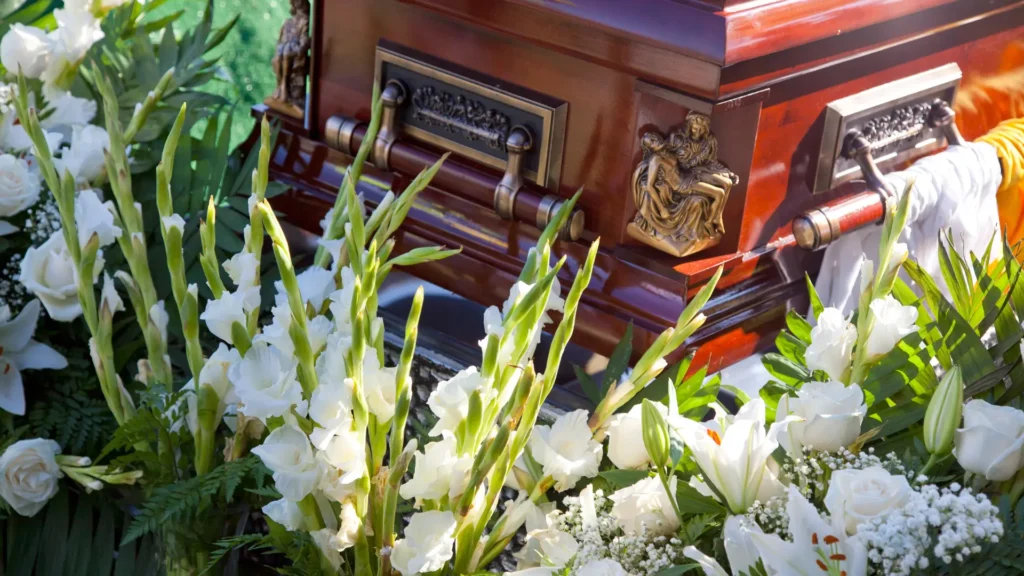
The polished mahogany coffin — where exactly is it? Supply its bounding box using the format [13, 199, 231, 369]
[256, 0, 1024, 372]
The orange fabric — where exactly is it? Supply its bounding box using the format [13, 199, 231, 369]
[954, 42, 1024, 253]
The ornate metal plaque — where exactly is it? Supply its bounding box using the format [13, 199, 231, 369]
[813, 63, 962, 194]
[627, 112, 739, 258]
[374, 42, 567, 190]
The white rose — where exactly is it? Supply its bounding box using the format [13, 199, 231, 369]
[251, 424, 319, 502]
[56, 124, 109, 184]
[778, 380, 866, 454]
[317, 429, 367, 503]
[0, 438, 61, 517]
[824, 466, 912, 535]
[864, 296, 918, 358]
[609, 476, 680, 536]
[400, 435, 474, 503]
[605, 402, 664, 469]
[0, 25, 50, 79]
[0, 154, 41, 218]
[228, 343, 306, 423]
[426, 366, 489, 436]
[308, 376, 353, 450]
[805, 307, 857, 381]
[74, 189, 121, 248]
[954, 400, 1024, 481]
[391, 510, 457, 576]
[262, 497, 304, 531]
[20, 231, 102, 322]
[363, 353, 399, 421]
[201, 287, 260, 344]
[576, 559, 629, 576]
[529, 409, 602, 491]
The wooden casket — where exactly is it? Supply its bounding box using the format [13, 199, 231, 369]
[258, 0, 1024, 371]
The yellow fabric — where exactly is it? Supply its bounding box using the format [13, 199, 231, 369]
[978, 118, 1024, 250]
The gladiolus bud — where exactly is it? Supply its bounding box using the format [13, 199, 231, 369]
[641, 399, 670, 468]
[923, 365, 963, 456]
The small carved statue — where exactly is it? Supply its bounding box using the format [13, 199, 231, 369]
[266, 0, 310, 118]
[628, 112, 739, 257]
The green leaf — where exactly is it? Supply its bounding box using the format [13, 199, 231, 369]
[676, 481, 726, 515]
[65, 497, 94, 576]
[775, 330, 807, 365]
[37, 489, 69, 576]
[761, 352, 811, 386]
[88, 506, 116, 576]
[603, 322, 634, 393]
[653, 564, 701, 576]
[785, 310, 812, 344]
[574, 364, 602, 406]
[806, 273, 824, 319]
[597, 469, 649, 489]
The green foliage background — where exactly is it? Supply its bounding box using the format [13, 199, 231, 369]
[153, 0, 289, 147]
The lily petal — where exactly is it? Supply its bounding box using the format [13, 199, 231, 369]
[11, 341, 67, 370]
[683, 545, 730, 576]
[0, 300, 41, 351]
[0, 220, 17, 236]
[0, 367, 25, 416]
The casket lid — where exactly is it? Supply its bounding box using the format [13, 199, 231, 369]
[403, 0, 1003, 96]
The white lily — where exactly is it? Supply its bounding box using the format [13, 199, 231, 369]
[0, 300, 68, 415]
[747, 485, 868, 576]
[674, 399, 791, 514]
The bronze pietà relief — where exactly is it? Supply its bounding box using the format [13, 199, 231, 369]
[266, 0, 310, 118]
[628, 112, 739, 257]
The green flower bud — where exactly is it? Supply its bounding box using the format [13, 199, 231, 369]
[641, 399, 670, 468]
[923, 365, 963, 456]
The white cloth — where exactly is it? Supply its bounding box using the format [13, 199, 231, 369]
[815, 142, 1003, 315]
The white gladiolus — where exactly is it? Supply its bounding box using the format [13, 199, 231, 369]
[824, 466, 912, 535]
[256, 305, 332, 356]
[674, 399, 789, 514]
[56, 124, 109, 184]
[864, 296, 918, 358]
[185, 344, 241, 433]
[313, 330, 354, 387]
[201, 287, 260, 344]
[41, 8, 104, 90]
[311, 528, 342, 571]
[317, 429, 367, 503]
[223, 251, 260, 290]
[20, 231, 103, 322]
[391, 510, 458, 576]
[805, 307, 857, 382]
[149, 300, 169, 344]
[277, 266, 336, 312]
[400, 435, 474, 503]
[954, 399, 1024, 481]
[0, 438, 62, 517]
[528, 409, 602, 492]
[40, 88, 96, 128]
[609, 475, 679, 536]
[335, 500, 361, 551]
[426, 366, 489, 437]
[0, 25, 49, 79]
[307, 376, 354, 450]
[228, 343, 306, 423]
[262, 497, 304, 531]
[328, 267, 358, 329]
[514, 502, 578, 571]
[99, 273, 123, 315]
[777, 380, 867, 454]
[0, 154, 41, 218]
[0, 301, 67, 415]
[251, 424, 319, 502]
[362, 353, 399, 421]
[74, 189, 121, 248]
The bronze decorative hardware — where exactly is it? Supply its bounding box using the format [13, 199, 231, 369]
[372, 80, 407, 170]
[795, 98, 968, 251]
[813, 63, 962, 194]
[265, 0, 309, 119]
[374, 42, 567, 191]
[627, 112, 739, 258]
[494, 127, 533, 220]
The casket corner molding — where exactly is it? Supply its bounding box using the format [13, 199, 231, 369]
[628, 111, 739, 258]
